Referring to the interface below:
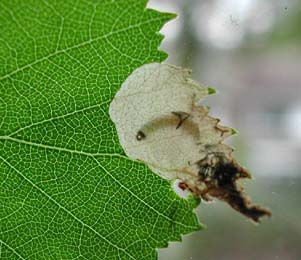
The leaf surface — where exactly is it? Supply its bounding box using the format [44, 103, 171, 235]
[0, 1, 201, 259]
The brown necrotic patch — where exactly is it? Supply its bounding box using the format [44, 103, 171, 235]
[197, 154, 271, 223]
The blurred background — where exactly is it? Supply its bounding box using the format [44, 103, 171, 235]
[148, 0, 301, 259]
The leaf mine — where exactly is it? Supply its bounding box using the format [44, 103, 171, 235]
[109, 62, 271, 223]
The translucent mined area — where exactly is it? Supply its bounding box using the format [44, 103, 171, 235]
[110, 63, 271, 223]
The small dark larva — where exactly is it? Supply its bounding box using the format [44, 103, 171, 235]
[136, 130, 146, 141]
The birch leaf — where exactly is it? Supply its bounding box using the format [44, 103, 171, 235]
[0, 1, 201, 259]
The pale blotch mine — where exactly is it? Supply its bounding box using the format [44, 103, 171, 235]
[109, 63, 231, 182]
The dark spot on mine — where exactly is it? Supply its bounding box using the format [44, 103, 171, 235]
[136, 130, 146, 141]
[178, 182, 189, 191]
[213, 161, 238, 187]
[178, 181, 194, 193]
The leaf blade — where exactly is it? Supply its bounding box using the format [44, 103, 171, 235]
[0, 1, 201, 259]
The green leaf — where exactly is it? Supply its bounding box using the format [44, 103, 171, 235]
[0, 1, 201, 259]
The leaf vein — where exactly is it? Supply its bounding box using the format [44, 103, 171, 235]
[0, 155, 137, 260]
[8, 99, 111, 137]
[0, 136, 196, 230]
[0, 17, 166, 81]
[0, 239, 26, 260]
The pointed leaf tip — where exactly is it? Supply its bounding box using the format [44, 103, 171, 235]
[231, 128, 238, 135]
[207, 87, 217, 95]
